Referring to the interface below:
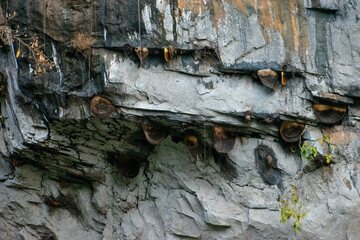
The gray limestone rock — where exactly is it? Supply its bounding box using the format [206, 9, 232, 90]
[0, 0, 359, 239]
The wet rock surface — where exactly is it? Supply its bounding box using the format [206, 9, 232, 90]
[0, 0, 360, 239]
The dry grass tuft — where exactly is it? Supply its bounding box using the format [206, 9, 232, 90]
[71, 32, 96, 53]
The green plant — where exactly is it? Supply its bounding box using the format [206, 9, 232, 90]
[319, 134, 336, 164]
[300, 141, 317, 163]
[301, 134, 336, 164]
[280, 185, 306, 232]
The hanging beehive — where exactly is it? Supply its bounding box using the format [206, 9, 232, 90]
[257, 69, 279, 90]
[313, 104, 347, 124]
[281, 72, 287, 85]
[254, 145, 282, 187]
[90, 96, 115, 119]
[280, 121, 306, 143]
[164, 45, 177, 63]
[135, 47, 149, 66]
[141, 124, 168, 145]
[213, 126, 236, 153]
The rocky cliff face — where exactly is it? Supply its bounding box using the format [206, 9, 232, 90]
[0, 0, 359, 239]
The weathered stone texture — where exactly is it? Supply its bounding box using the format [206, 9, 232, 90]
[0, 0, 359, 239]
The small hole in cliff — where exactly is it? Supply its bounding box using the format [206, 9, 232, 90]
[123, 44, 133, 58]
[12, 157, 24, 167]
[90, 96, 115, 119]
[257, 69, 279, 90]
[280, 121, 306, 143]
[60, 178, 70, 188]
[142, 124, 168, 145]
[290, 143, 297, 153]
[41, 235, 56, 240]
[112, 153, 140, 178]
[44, 194, 81, 217]
[164, 45, 177, 63]
[0, 72, 7, 97]
[254, 145, 283, 188]
[213, 126, 235, 153]
[184, 135, 198, 162]
[313, 104, 347, 124]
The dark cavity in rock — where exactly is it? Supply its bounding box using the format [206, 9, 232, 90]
[43, 194, 81, 218]
[110, 153, 140, 178]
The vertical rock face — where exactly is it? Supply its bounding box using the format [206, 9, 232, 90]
[0, 0, 359, 239]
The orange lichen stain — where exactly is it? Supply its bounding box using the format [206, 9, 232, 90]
[290, 0, 299, 52]
[230, 0, 308, 55]
[221, 0, 308, 55]
[231, 0, 247, 13]
[176, 0, 308, 55]
[257, 0, 273, 42]
[212, 0, 225, 33]
[322, 130, 357, 145]
[177, 0, 206, 15]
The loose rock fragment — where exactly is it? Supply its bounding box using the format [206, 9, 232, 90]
[213, 126, 235, 153]
[313, 104, 347, 124]
[90, 96, 115, 119]
[257, 69, 278, 90]
[280, 121, 306, 143]
[142, 124, 168, 145]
